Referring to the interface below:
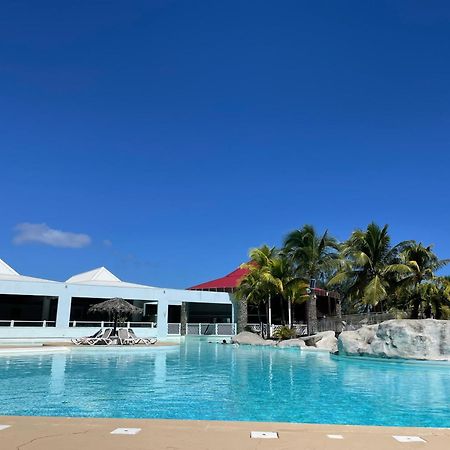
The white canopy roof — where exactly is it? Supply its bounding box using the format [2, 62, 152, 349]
[0, 258, 56, 283]
[66, 266, 153, 288]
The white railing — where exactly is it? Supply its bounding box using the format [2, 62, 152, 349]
[69, 321, 156, 328]
[0, 320, 156, 328]
[293, 324, 308, 336]
[0, 320, 56, 328]
[168, 323, 181, 335]
[185, 323, 237, 336]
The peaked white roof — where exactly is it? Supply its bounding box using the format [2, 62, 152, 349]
[66, 267, 153, 288]
[0, 259, 19, 277]
[66, 267, 120, 283]
[0, 258, 56, 283]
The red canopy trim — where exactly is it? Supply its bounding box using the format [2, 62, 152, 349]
[188, 264, 340, 299]
[188, 266, 250, 290]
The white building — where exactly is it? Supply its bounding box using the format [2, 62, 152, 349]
[0, 258, 234, 341]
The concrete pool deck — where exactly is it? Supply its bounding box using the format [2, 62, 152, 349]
[0, 416, 449, 450]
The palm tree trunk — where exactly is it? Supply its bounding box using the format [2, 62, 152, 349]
[237, 297, 248, 334]
[306, 293, 318, 335]
[411, 296, 420, 319]
[113, 313, 118, 335]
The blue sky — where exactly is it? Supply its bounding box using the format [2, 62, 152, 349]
[1, 1, 450, 287]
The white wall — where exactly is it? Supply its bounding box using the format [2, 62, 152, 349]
[0, 278, 232, 340]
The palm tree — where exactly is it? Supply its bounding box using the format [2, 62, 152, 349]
[328, 223, 410, 312]
[262, 254, 308, 326]
[394, 243, 449, 318]
[234, 245, 278, 333]
[234, 269, 264, 333]
[283, 225, 339, 334]
[236, 245, 307, 335]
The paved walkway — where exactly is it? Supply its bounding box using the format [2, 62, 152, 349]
[0, 416, 449, 450]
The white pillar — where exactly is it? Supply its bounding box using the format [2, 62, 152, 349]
[56, 292, 72, 328]
[268, 296, 272, 325]
[157, 298, 168, 339]
[288, 299, 292, 327]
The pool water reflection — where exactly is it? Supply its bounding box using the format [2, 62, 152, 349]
[0, 342, 449, 427]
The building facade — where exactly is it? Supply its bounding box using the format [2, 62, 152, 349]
[0, 258, 233, 341]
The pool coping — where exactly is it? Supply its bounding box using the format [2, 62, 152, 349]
[0, 415, 449, 450]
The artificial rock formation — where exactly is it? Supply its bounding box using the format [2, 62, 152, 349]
[314, 331, 338, 352]
[231, 330, 337, 352]
[232, 331, 276, 346]
[277, 338, 307, 348]
[338, 319, 450, 361]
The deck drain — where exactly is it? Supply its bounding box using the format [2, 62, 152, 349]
[393, 436, 426, 443]
[327, 434, 344, 439]
[250, 431, 278, 439]
[111, 427, 142, 435]
[0, 425, 11, 431]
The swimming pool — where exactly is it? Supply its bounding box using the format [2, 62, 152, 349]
[0, 341, 449, 427]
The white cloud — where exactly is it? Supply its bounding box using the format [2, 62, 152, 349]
[13, 223, 92, 248]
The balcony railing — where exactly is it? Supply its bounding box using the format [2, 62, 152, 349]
[169, 323, 237, 336]
[69, 321, 156, 328]
[168, 323, 181, 335]
[0, 320, 56, 327]
[0, 320, 156, 328]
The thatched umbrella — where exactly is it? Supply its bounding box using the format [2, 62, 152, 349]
[88, 297, 142, 335]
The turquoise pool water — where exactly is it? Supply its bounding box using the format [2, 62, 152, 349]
[0, 342, 449, 427]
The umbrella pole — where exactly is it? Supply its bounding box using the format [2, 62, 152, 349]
[113, 313, 118, 336]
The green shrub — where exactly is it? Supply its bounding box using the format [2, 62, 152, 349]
[273, 326, 296, 340]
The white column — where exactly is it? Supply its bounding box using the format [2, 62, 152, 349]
[56, 292, 72, 328]
[268, 296, 272, 325]
[288, 299, 292, 327]
[156, 298, 169, 339]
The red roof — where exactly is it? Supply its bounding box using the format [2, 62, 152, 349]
[188, 266, 250, 290]
[188, 265, 340, 299]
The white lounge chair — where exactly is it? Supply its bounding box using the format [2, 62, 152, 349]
[128, 328, 157, 345]
[87, 328, 113, 345]
[117, 328, 134, 345]
[71, 329, 103, 345]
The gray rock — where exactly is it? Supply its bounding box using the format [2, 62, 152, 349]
[277, 338, 306, 348]
[315, 331, 338, 353]
[338, 325, 378, 355]
[302, 330, 335, 345]
[338, 319, 450, 361]
[232, 331, 276, 346]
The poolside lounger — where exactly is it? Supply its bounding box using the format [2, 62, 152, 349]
[128, 328, 157, 345]
[117, 328, 135, 345]
[87, 328, 114, 345]
[71, 329, 103, 345]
